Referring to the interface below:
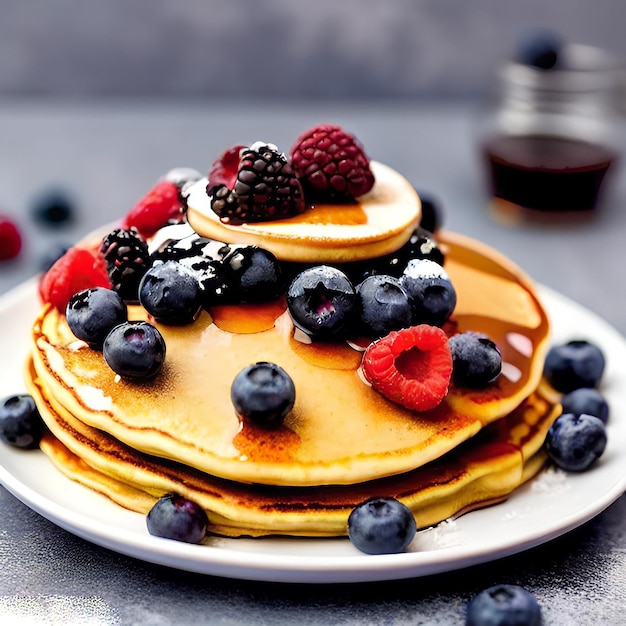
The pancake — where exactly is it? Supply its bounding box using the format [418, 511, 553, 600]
[30, 355, 559, 537]
[186, 161, 422, 263]
[28, 232, 550, 488]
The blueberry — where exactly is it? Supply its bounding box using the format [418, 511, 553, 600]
[466, 584, 541, 626]
[151, 232, 230, 264]
[400, 258, 456, 326]
[0, 394, 45, 449]
[146, 494, 208, 544]
[449, 332, 502, 388]
[347, 497, 417, 555]
[561, 387, 609, 424]
[139, 260, 203, 325]
[231, 362, 295, 427]
[545, 412, 607, 472]
[66, 287, 128, 349]
[516, 29, 563, 70]
[222, 245, 283, 303]
[356, 275, 413, 338]
[287, 265, 357, 339]
[336, 227, 445, 285]
[543, 340, 605, 393]
[103, 321, 166, 379]
[179, 255, 231, 306]
[31, 189, 75, 227]
[415, 190, 444, 233]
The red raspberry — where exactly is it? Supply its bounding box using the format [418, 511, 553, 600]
[207, 142, 305, 224]
[39, 246, 111, 312]
[0, 215, 22, 260]
[362, 325, 452, 411]
[289, 124, 375, 201]
[121, 180, 183, 239]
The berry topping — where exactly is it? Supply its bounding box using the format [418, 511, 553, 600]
[146, 494, 208, 544]
[230, 362, 296, 427]
[138, 261, 203, 325]
[0, 394, 45, 449]
[560, 387, 609, 424]
[347, 497, 416, 555]
[516, 29, 563, 70]
[39, 246, 111, 312]
[0, 215, 23, 260]
[543, 340, 605, 393]
[31, 189, 75, 228]
[66, 287, 128, 349]
[400, 258, 457, 327]
[121, 180, 183, 239]
[546, 412, 607, 472]
[222, 245, 283, 303]
[356, 275, 413, 339]
[362, 324, 453, 411]
[207, 142, 305, 224]
[100, 227, 151, 302]
[449, 331, 502, 388]
[290, 124, 375, 201]
[103, 321, 166, 379]
[466, 584, 542, 626]
[286, 265, 357, 339]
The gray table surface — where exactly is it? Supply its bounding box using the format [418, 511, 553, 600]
[0, 100, 624, 625]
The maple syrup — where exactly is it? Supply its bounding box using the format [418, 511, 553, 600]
[483, 134, 616, 214]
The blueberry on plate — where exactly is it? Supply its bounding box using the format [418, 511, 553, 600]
[139, 260, 203, 325]
[0, 394, 45, 449]
[545, 412, 607, 472]
[287, 265, 357, 339]
[146, 494, 208, 544]
[103, 321, 166, 379]
[231, 362, 296, 427]
[449, 332, 502, 388]
[66, 287, 128, 349]
[543, 340, 605, 393]
[356, 274, 413, 338]
[466, 584, 541, 626]
[560, 387, 609, 424]
[347, 497, 417, 555]
[400, 258, 456, 327]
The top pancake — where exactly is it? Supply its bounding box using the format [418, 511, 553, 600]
[185, 161, 421, 263]
[30, 231, 550, 487]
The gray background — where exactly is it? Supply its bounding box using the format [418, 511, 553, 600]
[0, 0, 625, 100]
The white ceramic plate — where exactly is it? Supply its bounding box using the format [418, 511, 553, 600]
[0, 279, 624, 584]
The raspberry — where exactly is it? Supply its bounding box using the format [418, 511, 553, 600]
[289, 124, 375, 201]
[39, 246, 111, 312]
[362, 325, 452, 411]
[121, 180, 183, 239]
[207, 142, 305, 224]
[0, 215, 22, 260]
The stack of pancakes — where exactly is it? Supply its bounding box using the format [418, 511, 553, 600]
[25, 162, 558, 537]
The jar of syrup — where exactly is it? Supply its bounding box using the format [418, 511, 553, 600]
[481, 43, 622, 222]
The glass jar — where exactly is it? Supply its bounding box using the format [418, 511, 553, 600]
[480, 44, 623, 223]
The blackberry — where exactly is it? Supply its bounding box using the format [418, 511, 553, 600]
[208, 142, 305, 224]
[100, 227, 150, 302]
